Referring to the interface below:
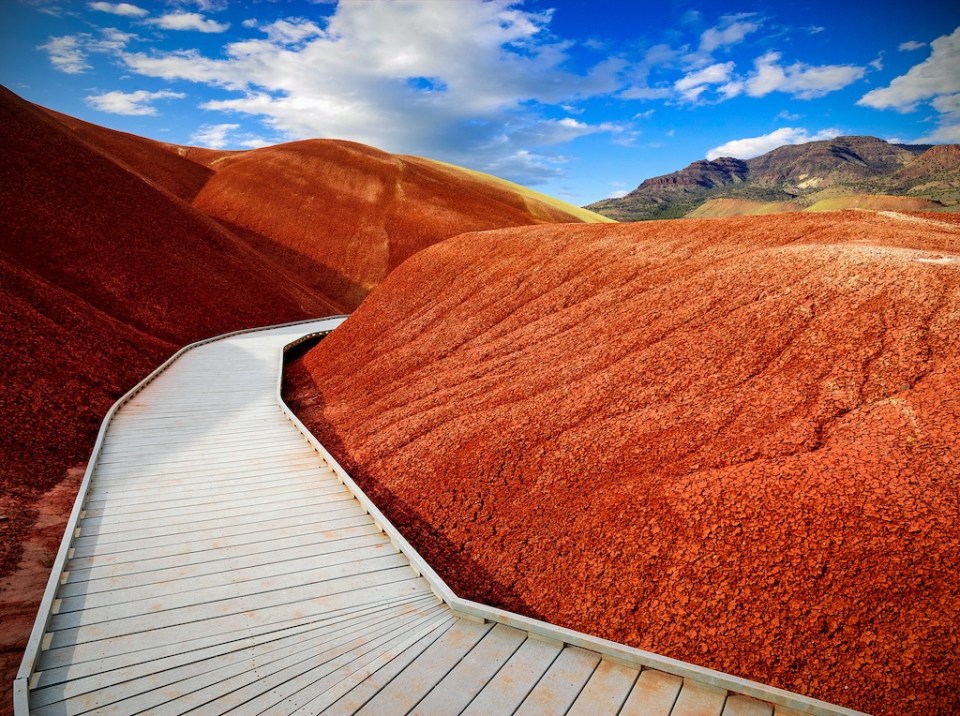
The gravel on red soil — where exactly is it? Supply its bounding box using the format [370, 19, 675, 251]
[284, 211, 960, 715]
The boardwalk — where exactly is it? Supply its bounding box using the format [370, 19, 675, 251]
[16, 319, 867, 715]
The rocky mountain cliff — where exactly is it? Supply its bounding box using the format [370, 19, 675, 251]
[589, 136, 960, 220]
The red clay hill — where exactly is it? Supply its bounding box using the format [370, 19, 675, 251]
[285, 211, 960, 715]
[0, 83, 603, 710]
[192, 141, 610, 308]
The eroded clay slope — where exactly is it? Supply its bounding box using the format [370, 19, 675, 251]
[285, 211, 960, 716]
[193, 139, 610, 309]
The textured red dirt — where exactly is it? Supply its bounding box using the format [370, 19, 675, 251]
[285, 211, 960, 715]
[192, 140, 599, 309]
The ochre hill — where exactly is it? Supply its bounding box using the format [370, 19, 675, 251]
[285, 211, 960, 716]
[0, 82, 605, 707]
[192, 139, 612, 309]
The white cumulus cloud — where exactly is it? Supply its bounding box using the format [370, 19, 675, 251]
[190, 123, 240, 148]
[119, 0, 623, 185]
[38, 36, 90, 74]
[39, 29, 136, 73]
[88, 2, 148, 17]
[699, 16, 759, 54]
[675, 62, 734, 101]
[706, 127, 841, 160]
[860, 27, 960, 144]
[85, 89, 185, 115]
[859, 27, 959, 111]
[148, 11, 229, 33]
[745, 51, 865, 99]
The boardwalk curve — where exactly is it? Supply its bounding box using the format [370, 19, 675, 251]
[16, 318, 868, 715]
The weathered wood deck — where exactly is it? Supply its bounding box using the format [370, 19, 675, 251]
[15, 318, 868, 715]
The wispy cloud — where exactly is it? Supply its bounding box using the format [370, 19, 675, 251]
[740, 51, 865, 99]
[88, 2, 147, 17]
[706, 126, 841, 160]
[85, 88, 184, 115]
[38, 36, 90, 74]
[860, 27, 958, 111]
[898, 40, 926, 51]
[698, 15, 759, 55]
[190, 122, 239, 148]
[148, 11, 229, 33]
[38, 28, 136, 73]
[675, 62, 734, 101]
[775, 110, 801, 121]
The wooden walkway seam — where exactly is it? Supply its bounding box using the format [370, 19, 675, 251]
[15, 317, 870, 716]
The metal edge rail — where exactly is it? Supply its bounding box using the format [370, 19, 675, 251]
[276, 330, 871, 716]
[13, 315, 348, 716]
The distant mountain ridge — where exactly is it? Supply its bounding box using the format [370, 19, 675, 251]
[588, 136, 960, 220]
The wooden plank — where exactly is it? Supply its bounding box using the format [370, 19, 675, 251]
[93, 446, 320, 473]
[91, 455, 325, 482]
[84, 464, 333, 498]
[35, 591, 434, 690]
[39, 577, 430, 670]
[460, 636, 563, 716]
[57, 541, 400, 613]
[77, 486, 356, 536]
[60, 530, 389, 596]
[99, 423, 295, 444]
[167, 605, 454, 716]
[773, 707, 811, 716]
[354, 619, 494, 716]
[513, 646, 601, 716]
[319, 619, 455, 715]
[50, 554, 414, 630]
[97, 433, 307, 457]
[723, 695, 775, 716]
[280, 613, 457, 715]
[81, 480, 343, 522]
[72, 498, 361, 548]
[94, 439, 316, 464]
[672, 680, 729, 716]
[619, 668, 683, 716]
[408, 622, 527, 715]
[66, 511, 376, 565]
[40, 601, 450, 716]
[566, 658, 639, 715]
[81, 477, 343, 517]
[62, 522, 382, 581]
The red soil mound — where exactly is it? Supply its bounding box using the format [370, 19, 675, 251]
[43, 108, 214, 202]
[192, 139, 601, 309]
[285, 211, 960, 715]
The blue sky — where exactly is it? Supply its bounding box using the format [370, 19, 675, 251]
[2, 0, 959, 204]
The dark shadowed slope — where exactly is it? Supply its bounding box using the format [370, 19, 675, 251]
[286, 211, 960, 716]
[0, 85, 334, 699]
[42, 107, 215, 203]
